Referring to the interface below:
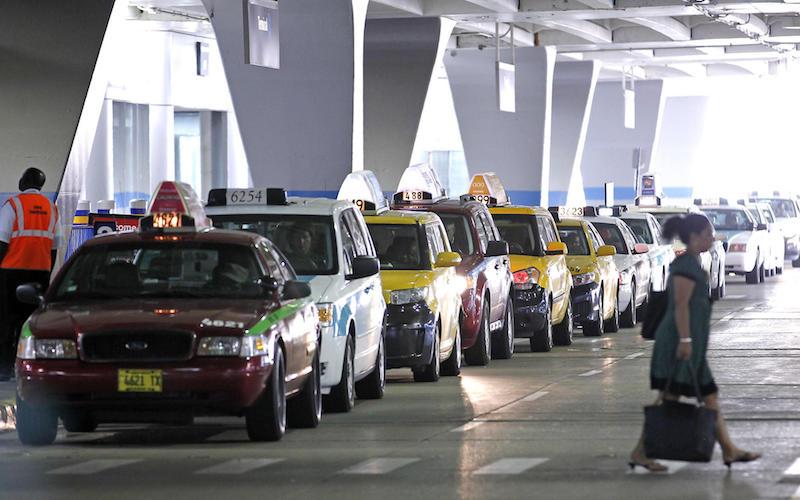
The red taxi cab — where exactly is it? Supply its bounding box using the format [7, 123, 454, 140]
[14, 182, 321, 445]
[390, 165, 513, 365]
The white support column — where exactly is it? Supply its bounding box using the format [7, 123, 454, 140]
[364, 17, 455, 191]
[444, 47, 556, 206]
[202, 0, 369, 196]
[550, 61, 600, 207]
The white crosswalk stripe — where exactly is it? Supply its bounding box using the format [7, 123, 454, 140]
[474, 458, 548, 475]
[624, 352, 644, 360]
[450, 421, 484, 432]
[49, 459, 142, 475]
[339, 458, 419, 475]
[196, 458, 284, 474]
[791, 485, 800, 499]
[522, 391, 549, 402]
[783, 458, 800, 481]
[578, 369, 603, 377]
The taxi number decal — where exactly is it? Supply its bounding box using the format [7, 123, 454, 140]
[559, 207, 584, 217]
[402, 191, 425, 201]
[354, 199, 366, 212]
[227, 189, 266, 205]
[202, 318, 246, 329]
[474, 194, 491, 205]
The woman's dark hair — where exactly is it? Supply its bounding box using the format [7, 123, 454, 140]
[661, 213, 712, 245]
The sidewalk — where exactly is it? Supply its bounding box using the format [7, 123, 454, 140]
[0, 381, 15, 432]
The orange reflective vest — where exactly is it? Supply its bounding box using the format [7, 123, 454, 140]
[1, 193, 58, 271]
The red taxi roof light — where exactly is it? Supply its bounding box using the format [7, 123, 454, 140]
[140, 181, 210, 233]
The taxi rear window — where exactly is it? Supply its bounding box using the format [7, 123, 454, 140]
[622, 218, 653, 244]
[558, 226, 590, 256]
[703, 209, 753, 231]
[761, 199, 798, 218]
[52, 242, 264, 301]
[492, 214, 544, 256]
[366, 224, 430, 271]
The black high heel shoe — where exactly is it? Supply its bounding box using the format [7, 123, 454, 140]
[723, 451, 761, 469]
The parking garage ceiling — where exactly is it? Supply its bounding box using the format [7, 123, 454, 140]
[132, 0, 800, 78]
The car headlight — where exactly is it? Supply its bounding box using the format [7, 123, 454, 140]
[318, 303, 334, 327]
[240, 335, 273, 358]
[197, 336, 242, 357]
[390, 287, 429, 305]
[513, 267, 541, 290]
[728, 243, 747, 252]
[572, 272, 595, 286]
[17, 338, 78, 360]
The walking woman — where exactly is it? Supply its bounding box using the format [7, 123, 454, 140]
[629, 213, 761, 471]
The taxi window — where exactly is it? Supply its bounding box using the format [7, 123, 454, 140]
[52, 243, 264, 301]
[475, 216, 490, 253]
[259, 242, 295, 284]
[493, 214, 543, 256]
[339, 217, 356, 276]
[587, 224, 603, 252]
[558, 226, 590, 256]
[366, 223, 428, 271]
[342, 209, 373, 257]
[437, 213, 475, 256]
[426, 223, 444, 261]
[622, 218, 653, 244]
[594, 223, 628, 254]
[703, 209, 753, 231]
[212, 214, 337, 276]
[620, 224, 639, 250]
[760, 208, 775, 224]
[648, 217, 663, 245]
[760, 199, 798, 218]
[539, 216, 559, 244]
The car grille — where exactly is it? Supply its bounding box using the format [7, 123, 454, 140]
[81, 330, 195, 362]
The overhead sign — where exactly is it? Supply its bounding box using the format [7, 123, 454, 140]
[92, 215, 141, 236]
[496, 62, 516, 113]
[244, 0, 280, 69]
[640, 174, 656, 197]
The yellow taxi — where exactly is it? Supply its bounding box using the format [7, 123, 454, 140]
[554, 215, 620, 336]
[338, 172, 463, 382]
[468, 174, 572, 352]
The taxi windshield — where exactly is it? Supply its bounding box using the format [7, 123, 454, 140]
[593, 223, 628, 255]
[492, 215, 543, 256]
[367, 224, 428, 271]
[558, 226, 590, 256]
[761, 199, 797, 218]
[651, 212, 683, 226]
[621, 218, 653, 244]
[703, 209, 753, 231]
[53, 242, 264, 301]
[212, 215, 337, 275]
[437, 213, 475, 256]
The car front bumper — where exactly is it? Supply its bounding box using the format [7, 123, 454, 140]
[571, 282, 601, 325]
[512, 285, 547, 338]
[384, 302, 436, 369]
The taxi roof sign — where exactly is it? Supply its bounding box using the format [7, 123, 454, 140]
[141, 181, 210, 231]
[207, 188, 288, 207]
[468, 173, 510, 207]
[393, 163, 446, 205]
[337, 170, 388, 215]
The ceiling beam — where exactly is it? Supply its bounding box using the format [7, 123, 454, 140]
[463, 0, 519, 13]
[626, 16, 690, 41]
[457, 21, 534, 46]
[536, 19, 612, 44]
[573, 0, 614, 8]
[369, 0, 424, 16]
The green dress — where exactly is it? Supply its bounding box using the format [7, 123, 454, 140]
[650, 254, 718, 397]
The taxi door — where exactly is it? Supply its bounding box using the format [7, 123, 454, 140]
[587, 223, 617, 318]
[340, 209, 383, 378]
[537, 215, 570, 320]
[477, 210, 509, 325]
[426, 222, 458, 355]
[621, 222, 651, 304]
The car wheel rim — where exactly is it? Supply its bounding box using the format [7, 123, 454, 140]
[378, 338, 385, 388]
[346, 346, 354, 405]
[507, 303, 514, 353]
[456, 330, 462, 369]
[484, 313, 491, 359]
[278, 359, 286, 432]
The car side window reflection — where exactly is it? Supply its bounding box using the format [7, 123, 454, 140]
[339, 215, 356, 275]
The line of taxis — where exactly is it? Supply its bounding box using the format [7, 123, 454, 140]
[13, 168, 763, 445]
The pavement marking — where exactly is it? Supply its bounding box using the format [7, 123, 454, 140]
[791, 485, 800, 499]
[49, 459, 143, 475]
[339, 458, 420, 475]
[782, 458, 800, 481]
[474, 458, 549, 475]
[724, 294, 746, 300]
[627, 460, 688, 475]
[578, 369, 603, 377]
[195, 458, 284, 474]
[522, 391, 549, 402]
[450, 421, 485, 432]
[624, 352, 644, 360]
[206, 430, 246, 442]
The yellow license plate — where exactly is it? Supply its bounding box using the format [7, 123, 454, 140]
[118, 369, 163, 393]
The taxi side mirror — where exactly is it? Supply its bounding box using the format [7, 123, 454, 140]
[597, 245, 616, 257]
[485, 240, 509, 257]
[434, 251, 462, 268]
[17, 283, 44, 305]
[633, 243, 649, 255]
[546, 242, 568, 256]
[282, 280, 312, 300]
[348, 256, 380, 280]
[757, 223, 768, 231]
[259, 277, 280, 295]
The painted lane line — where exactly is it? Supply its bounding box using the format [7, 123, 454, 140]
[791, 485, 800, 499]
[196, 458, 284, 474]
[578, 369, 603, 377]
[339, 458, 420, 475]
[627, 460, 688, 475]
[783, 458, 800, 480]
[522, 391, 549, 402]
[451, 421, 485, 432]
[474, 458, 549, 475]
[49, 459, 142, 475]
[624, 352, 644, 360]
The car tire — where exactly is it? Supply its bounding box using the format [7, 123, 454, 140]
[464, 301, 492, 366]
[324, 335, 355, 413]
[604, 289, 620, 333]
[620, 281, 637, 328]
[62, 411, 98, 433]
[793, 257, 800, 268]
[16, 394, 57, 446]
[553, 300, 573, 346]
[287, 350, 322, 429]
[414, 324, 440, 383]
[530, 297, 553, 352]
[246, 346, 286, 442]
[441, 320, 462, 377]
[759, 263, 766, 283]
[491, 296, 515, 359]
[355, 333, 385, 399]
[777, 265, 784, 275]
[583, 290, 604, 337]
[636, 289, 650, 322]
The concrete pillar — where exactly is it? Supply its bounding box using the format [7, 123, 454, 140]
[364, 17, 455, 191]
[581, 80, 666, 204]
[203, 0, 369, 197]
[445, 47, 556, 206]
[550, 61, 600, 207]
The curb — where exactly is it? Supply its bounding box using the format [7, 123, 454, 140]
[0, 401, 15, 433]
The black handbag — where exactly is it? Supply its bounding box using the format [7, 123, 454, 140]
[640, 291, 667, 340]
[643, 362, 718, 462]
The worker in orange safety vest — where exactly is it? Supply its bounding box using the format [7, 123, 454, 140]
[0, 168, 61, 380]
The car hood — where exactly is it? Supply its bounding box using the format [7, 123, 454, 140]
[565, 256, 596, 275]
[29, 299, 274, 339]
[299, 274, 338, 304]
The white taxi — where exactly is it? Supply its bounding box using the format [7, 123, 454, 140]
[614, 208, 674, 293]
[750, 192, 800, 268]
[206, 189, 386, 413]
[745, 202, 785, 276]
